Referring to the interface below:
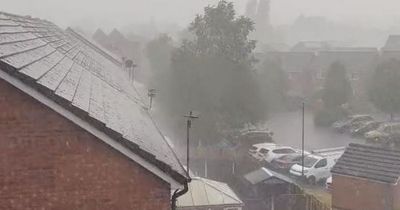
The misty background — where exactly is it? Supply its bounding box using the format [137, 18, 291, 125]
[4, 0, 400, 46]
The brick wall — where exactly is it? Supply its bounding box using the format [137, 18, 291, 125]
[394, 182, 400, 210]
[332, 174, 393, 210]
[0, 79, 171, 210]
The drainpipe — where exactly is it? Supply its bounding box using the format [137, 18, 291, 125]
[171, 179, 190, 210]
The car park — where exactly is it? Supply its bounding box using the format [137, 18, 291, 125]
[238, 129, 274, 148]
[350, 121, 381, 137]
[248, 143, 277, 161]
[263, 146, 298, 163]
[270, 153, 304, 172]
[365, 123, 400, 142]
[333, 115, 374, 133]
[289, 147, 344, 184]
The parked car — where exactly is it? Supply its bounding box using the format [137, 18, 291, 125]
[365, 123, 400, 142]
[239, 129, 274, 148]
[263, 146, 298, 163]
[248, 143, 277, 161]
[350, 121, 381, 137]
[270, 153, 304, 172]
[289, 150, 342, 185]
[333, 115, 374, 133]
[326, 176, 332, 191]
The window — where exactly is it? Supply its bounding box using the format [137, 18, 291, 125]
[273, 148, 296, 154]
[259, 148, 269, 154]
[315, 159, 327, 168]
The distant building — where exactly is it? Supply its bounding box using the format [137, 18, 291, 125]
[381, 35, 400, 63]
[262, 51, 315, 97]
[0, 12, 188, 209]
[177, 177, 244, 210]
[331, 143, 400, 210]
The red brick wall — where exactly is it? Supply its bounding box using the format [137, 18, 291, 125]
[0, 79, 171, 210]
[332, 174, 393, 210]
[394, 183, 400, 210]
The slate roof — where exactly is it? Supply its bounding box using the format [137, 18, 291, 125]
[0, 12, 187, 183]
[176, 177, 243, 208]
[331, 143, 400, 184]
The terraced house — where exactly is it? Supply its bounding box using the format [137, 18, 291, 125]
[0, 12, 188, 209]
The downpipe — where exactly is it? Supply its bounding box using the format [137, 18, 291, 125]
[171, 178, 190, 210]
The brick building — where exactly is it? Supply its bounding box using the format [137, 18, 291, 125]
[331, 143, 400, 210]
[0, 12, 188, 209]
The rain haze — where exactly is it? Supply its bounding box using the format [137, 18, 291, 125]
[1, 0, 400, 210]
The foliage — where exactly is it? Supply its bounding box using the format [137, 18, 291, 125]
[162, 1, 265, 144]
[258, 58, 288, 111]
[145, 34, 174, 88]
[314, 107, 347, 127]
[368, 59, 400, 117]
[322, 61, 352, 109]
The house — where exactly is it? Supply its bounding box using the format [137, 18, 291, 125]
[331, 143, 400, 210]
[262, 51, 315, 97]
[381, 35, 400, 63]
[176, 177, 244, 210]
[0, 12, 188, 209]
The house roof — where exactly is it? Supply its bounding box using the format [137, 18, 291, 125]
[244, 167, 294, 185]
[331, 143, 400, 184]
[383, 35, 400, 50]
[263, 51, 315, 73]
[0, 12, 187, 184]
[310, 49, 379, 73]
[176, 177, 243, 208]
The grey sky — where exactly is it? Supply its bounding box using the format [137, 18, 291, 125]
[2, 0, 400, 31]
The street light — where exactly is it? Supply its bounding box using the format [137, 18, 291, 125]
[147, 89, 156, 110]
[184, 111, 199, 176]
[301, 101, 305, 177]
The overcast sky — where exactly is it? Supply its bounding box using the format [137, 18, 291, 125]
[2, 0, 400, 31]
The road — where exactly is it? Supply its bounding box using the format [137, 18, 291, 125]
[266, 111, 366, 151]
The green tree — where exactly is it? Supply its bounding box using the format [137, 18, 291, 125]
[322, 61, 352, 108]
[368, 59, 400, 119]
[258, 58, 288, 111]
[145, 34, 174, 88]
[164, 0, 265, 144]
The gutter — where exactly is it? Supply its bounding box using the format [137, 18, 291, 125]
[171, 178, 190, 210]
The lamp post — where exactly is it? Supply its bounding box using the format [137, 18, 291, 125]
[301, 101, 305, 177]
[184, 111, 199, 176]
[147, 89, 156, 110]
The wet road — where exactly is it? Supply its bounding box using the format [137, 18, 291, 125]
[267, 111, 366, 151]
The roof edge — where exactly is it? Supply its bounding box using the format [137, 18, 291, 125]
[0, 66, 187, 188]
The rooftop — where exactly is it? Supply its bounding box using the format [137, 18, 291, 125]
[0, 11, 187, 184]
[331, 143, 400, 184]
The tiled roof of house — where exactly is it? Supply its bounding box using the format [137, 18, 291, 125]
[263, 51, 315, 73]
[331, 143, 400, 184]
[310, 49, 379, 73]
[0, 12, 187, 184]
[383, 35, 400, 50]
[177, 177, 243, 208]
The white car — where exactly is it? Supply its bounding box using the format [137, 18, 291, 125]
[326, 176, 332, 191]
[289, 154, 339, 184]
[263, 146, 298, 163]
[248, 143, 277, 161]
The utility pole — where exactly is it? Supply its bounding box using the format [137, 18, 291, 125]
[147, 89, 156, 110]
[301, 101, 305, 177]
[184, 111, 199, 176]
